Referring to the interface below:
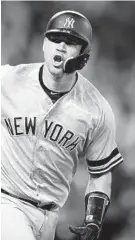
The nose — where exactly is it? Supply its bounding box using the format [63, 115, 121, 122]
[56, 42, 66, 53]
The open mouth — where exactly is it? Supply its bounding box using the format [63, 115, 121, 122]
[53, 55, 64, 67]
[54, 55, 63, 62]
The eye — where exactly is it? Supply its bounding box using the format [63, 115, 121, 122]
[64, 40, 73, 45]
[47, 35, 60, 43]
[53, 39, 61, 43]
[65, 37, 81, 46]
[47, 34, 81, 46]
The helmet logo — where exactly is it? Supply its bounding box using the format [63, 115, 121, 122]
[63, 17, 75, 29]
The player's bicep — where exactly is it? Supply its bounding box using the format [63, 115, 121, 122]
[86, 103, 123, 174]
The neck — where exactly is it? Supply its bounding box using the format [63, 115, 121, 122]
[42, 63, 77, 92]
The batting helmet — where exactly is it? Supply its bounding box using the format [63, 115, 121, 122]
[44, 10, 92, 73]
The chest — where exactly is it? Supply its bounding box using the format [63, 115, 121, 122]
[1, 78, 96, 150]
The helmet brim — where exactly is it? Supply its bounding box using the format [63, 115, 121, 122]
[45, 29, 89, 49]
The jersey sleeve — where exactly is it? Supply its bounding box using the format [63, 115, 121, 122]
[0, 64, 13, 79]
[85, 101, 123, 174]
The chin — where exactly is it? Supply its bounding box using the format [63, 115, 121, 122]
[50, 66, 64, 77]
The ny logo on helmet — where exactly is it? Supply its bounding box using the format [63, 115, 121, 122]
[63, 17, 75, 29]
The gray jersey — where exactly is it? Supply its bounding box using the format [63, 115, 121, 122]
[1, 63, 123, 207]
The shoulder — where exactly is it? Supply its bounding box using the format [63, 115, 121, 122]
[0, 64, 13, 78]
[77, 73, 114, 117]
[1, 63, 43, 88]
[1, 62, 43, 78]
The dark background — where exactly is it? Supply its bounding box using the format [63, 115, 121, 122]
[1, 1, 135, 240]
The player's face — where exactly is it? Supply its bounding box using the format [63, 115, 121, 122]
[43, 34, 82, 77]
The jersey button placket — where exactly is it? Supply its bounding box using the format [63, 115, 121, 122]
[31, 142, 44, 189]
[46, 99, 54, 114]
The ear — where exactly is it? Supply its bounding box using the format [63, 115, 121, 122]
[42, 38, 46, 52]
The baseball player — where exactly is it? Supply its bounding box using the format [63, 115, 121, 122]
[1, 10, 123, 240]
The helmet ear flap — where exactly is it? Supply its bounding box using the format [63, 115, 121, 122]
[80, 41, 88, 54]
[64, 52, 90, 74]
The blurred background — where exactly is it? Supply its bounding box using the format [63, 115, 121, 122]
[1, 1, 135, 240]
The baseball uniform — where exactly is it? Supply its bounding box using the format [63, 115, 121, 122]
[1, 63, 123, 239]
